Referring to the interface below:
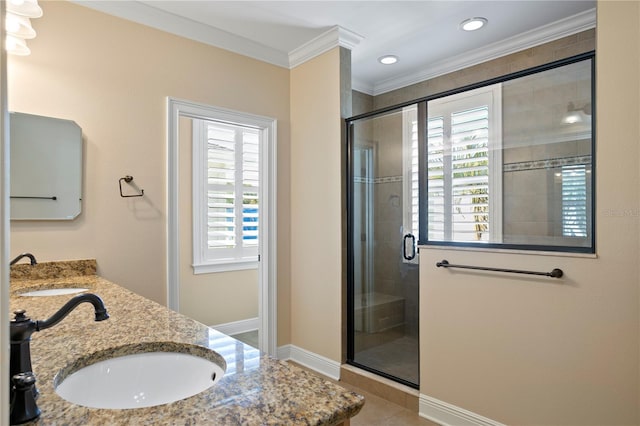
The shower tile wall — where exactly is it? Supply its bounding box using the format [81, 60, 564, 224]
[373, 113, 402, 299]
[371, 113, 418, 338]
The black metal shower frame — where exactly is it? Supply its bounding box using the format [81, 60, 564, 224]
[345, 51, 596, 388]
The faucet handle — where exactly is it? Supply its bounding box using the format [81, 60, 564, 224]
[10, 310, 37, 342]
[10, 372, 41, 425]
[13, 310, 29, 322]
[12, 371, 36, 388]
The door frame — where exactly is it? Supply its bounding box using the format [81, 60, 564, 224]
[166, 97, 277, 356]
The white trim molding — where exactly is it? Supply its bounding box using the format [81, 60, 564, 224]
[289, 25, 363, 69]
[211, 317, 259, 336]
[192, 260, 258, 274]
[75, 2, 593, 96]
[276, 345, 341, 381]
[419, 394, 506, 426]
[73, 1, 290, 68]
[166, 97, 278, 357]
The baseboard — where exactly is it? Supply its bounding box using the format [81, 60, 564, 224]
[210, 317, 259, 336]
[276, 344, 341, 381]
[276, 344, 291, 360]
[419, 394, 506, 426]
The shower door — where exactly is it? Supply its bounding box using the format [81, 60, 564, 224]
[347, 103, 421, 388]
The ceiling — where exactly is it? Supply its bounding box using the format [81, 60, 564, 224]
[77, 1, 596, 95]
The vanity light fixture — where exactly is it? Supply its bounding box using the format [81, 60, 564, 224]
[5, 0, 43, 56]
[6, 34, 30, 56]
[460, 17, 488, 32]
[378, 55, 398, 65]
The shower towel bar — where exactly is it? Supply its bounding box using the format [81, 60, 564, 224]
[436, 259, 563, 278]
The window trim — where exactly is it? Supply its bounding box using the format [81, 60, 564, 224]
[191, 109, 273, 274]
[167, 97, 278, 356]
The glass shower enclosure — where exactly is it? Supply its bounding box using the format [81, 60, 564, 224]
[346, 103, 421, 388]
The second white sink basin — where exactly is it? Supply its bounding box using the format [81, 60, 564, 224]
[55, 343, 226, 409]
[20, 288, 88, 297]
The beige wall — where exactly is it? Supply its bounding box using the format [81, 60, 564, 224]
[290, 48, 343, 361]
[8, 1, 290, 341]
[420, 2, 639, 424]
[179, 268, 258, 326]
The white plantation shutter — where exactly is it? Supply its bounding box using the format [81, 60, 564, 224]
[207, 125, 237, 249]
[194, 119, 260, 272]
[427, 117, 445, 240]
[241, 131, 260, 247]
[561, 165, 588, 237]
[427, 84, 502, 243]
[206, 124, 259, 254]
[402, 106, 420, 244]
[450, 106, 490, 241]
[402, 105, 420, 263]
[409, 117, 420, 236]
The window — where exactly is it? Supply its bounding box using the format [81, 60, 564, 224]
[192, 119, 261, 273]
[426, 84, 502, 243]
[561, 164, 590, 238]
[421, 54, 594, 253]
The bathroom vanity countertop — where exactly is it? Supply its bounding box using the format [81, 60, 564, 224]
[9, 260, 364, 425]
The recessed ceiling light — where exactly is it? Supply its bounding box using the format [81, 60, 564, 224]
[378, 55, 398, 65]
[460, 17, 488, 31]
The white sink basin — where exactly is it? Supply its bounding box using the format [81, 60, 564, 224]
[55, 343, 226, 409]
[20, 288, 88, 297]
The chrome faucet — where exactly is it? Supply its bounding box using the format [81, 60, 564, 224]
[10, 253, 37, 266]
[10, 293, 109, 424]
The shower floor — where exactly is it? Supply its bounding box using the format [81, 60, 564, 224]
[354, 335, 419, 385]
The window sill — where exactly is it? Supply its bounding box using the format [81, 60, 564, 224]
[419, 244, 598, 259]
[193, 260, 259, 274]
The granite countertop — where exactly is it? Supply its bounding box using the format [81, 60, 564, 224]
[9, 260, 364, 425]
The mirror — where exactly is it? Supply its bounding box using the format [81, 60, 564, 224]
[10, 112, 83, 220]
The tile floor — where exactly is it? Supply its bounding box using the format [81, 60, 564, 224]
[232, 331, 438, 425]
[230, 330, 260, 348]
[339, 381, 438, 426]
[290, 362, 438, 426]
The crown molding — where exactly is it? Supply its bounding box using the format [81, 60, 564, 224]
[72, 2, 594, 92]
[74, 2, 363, 69]
[73, 0, 290, 68]
[371, 8, 596, 96]
[289, 25, 364, 69]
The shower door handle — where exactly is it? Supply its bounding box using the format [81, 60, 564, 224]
[403, 233, 416, 261]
